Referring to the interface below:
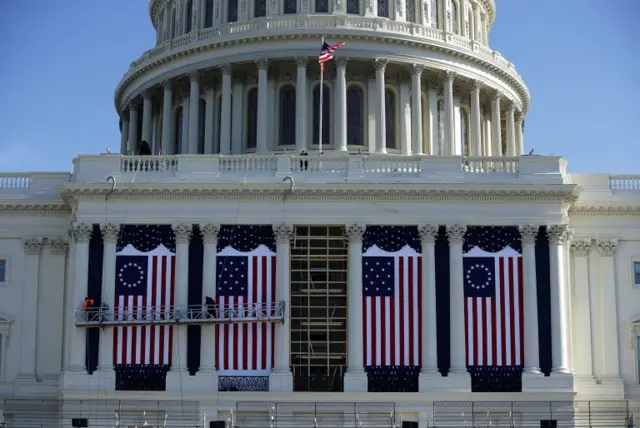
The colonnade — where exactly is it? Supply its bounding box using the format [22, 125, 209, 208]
[63, 222, 569, 392]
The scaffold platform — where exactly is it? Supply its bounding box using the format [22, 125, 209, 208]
[73, 301, 285, 328]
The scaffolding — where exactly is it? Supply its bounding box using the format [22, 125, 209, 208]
[73, 302, 286, 328]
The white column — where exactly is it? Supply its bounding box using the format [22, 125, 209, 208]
[519, 225, 541, 375]
[128, 103, 140, 154]
[570, 240, 594, 380]
[399, 74, 412, 155]
[181, 96, 190, 154]
[188, 71, 201, 154]
[410, 64, 423, 155]
[120, 117, 129, 154]
[142, 91, 153, 144]
[269, 224, 294, 392]
[364, 0, 377, 17]
[515, 111, 524, 156]
[418, 225, 439, 390]
[426, 82, 438, 155]
[168, 224, 191, 379]
[367, 72, 377, 153]
[474, 7, 482, 41]
[295, 57, 308, 152]
[446, 225, 467, 378]
[199, 224, 220, 385]
[490, 90, 502, 156]
[335, 57, 348, 151]
[231, 77, 243, 154]
[18, 237, 44, 378]
[204, 88, 215, 154]
[67, 223, 93, 373]
[162, 80, 174, 155]
[596, 239, 622, 382]
[547, 225, 572, 375]
[219, 64, 232, 155]
[97, 224, 120, 377]
[470, 80, 482, 156]
[505, 101, 516, 156]
[256, 59, 270, 153]
[267, 70, 276, 150]
[443, 71, 455, 156]
[344, 224, 367, 392]
[374, 59, 387, 154]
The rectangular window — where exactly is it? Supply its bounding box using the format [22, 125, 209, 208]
[634, 262, 640, 285]
[0, 259, 5, 283]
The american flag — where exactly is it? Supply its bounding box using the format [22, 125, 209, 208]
[463, 244, 524, 367]
[215, 244, 276, 374]
[113, 244, 175, 365]
[362, 244, 422, 367]
[318, 40, 344, 71]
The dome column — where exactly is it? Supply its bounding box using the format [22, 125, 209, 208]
[142, 90, 153, 146]
[470, 80, 482, 156]
[295, 57, 308, 152]
[490, 90, 502, 156]
[336, 57, 349, 151]
[374, 59, 388, 154]
[443, 71, 456, 156]
[399, 74, 412, 155]
[188, 71, 201, 154]
[426, 79, 438, 155]
[515, 111, 524, 156]
[410, 64, 423, 155]
[219, 64, 233, 155]
[127, 101, 140, 155]
[162, 80, 174, 155]
[204, 86, 215, 154]
[256, 60, 270, 154]
[505, 100, 516, 157]
[120, 116, 129, 154]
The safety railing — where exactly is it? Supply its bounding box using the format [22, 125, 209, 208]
[73, 301, 285, 327]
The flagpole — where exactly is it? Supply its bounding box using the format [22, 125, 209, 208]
[318, 36, 325, 155]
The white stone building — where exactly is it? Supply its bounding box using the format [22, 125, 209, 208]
[0, 0, 639, 426]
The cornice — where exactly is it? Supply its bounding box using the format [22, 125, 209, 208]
[569, 204, 640, 217]
[0, 200, 70, 216]
[115, 31, 528, 114]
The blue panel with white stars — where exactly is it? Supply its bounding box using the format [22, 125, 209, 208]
[115, 255, 148, 296]
[363, 257, 394, 297]
[117, 225, 176, 253]
[217, 225, 275, 253]
[216, 256, 249, 297]
[363, 226, 420, 253]
[463, 257, 495, 298]
[463, 226, 522, 254]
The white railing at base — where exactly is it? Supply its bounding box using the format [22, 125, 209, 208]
[610, 174, 640, 191]
[0, 174, 31, 189]
[121, 156, 178, 173]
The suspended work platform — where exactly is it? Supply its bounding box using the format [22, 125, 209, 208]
[73, 301, 286, 328]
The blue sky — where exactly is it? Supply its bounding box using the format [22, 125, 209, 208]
[0, 0, 637, 173]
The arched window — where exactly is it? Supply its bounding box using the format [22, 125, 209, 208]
[247, 88, 258, 149]
[346, 86, 364, 146]
[171, 8, 177, 38]
[460, 108, 470, 156]
[173, 106, 183, 154]
[385, 89, 396, 149]
[205, 0, 214, 27]
[449, 0, 458, 34]
[406, 0, 415, 23]
[284, 0, 297, 14]
[436, 99, 444, 155]
[346, 0, 359, 14]
[198, 98, 206, 154]
[312, 83, 331, 148]
[279, 85, 296, 146]
[228, 0, 239, 22]
[315, 0, 329, 13]
[255, 0, 267, 17]
[378, 0, 389, 18]
[185, 0, 193, 33]
[430, 0, 439, 28]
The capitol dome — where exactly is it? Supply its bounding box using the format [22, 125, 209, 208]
[116, 0, 526, 159]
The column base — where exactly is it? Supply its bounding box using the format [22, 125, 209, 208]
[547, 370, 575, 392]
[165, 369, 192, 392]
[418, 371, 445, 392]
[168, 370, 219, 392]
[268, 370, 293, 393]
[60, 370, 115, 391]
[430, 371, 471, 392]
[597, 376, 625, 399]
[343, 370, 368, 392]
[521, 371, 547, 392]
[13, 374, 57, 396]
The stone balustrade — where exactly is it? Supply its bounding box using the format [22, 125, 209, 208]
[0, 172, 71, 199]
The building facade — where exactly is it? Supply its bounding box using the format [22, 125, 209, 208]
[0, 0, 639, 426]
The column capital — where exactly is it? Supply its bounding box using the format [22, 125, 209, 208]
[426, 78, 439, 91]
[491, 89, 503, 102]
[345, 224, 366, 243]
[49, 237, 69, 255]
[23, 237, 44, 256]
[162, 79, 173, 90]
[470, 79, 482, 92]
[443, 70, 457, 82]
[273, 224, 295, 244]
[446, 224, 467, 244]
[220, 63, 233, 75]
[410, 63, 425, 77]
[172, 223, 193, 244]
[188, 70, 201, 82]
[518, 225, 539, 244]
[100, 223, 121, 244]
[72, 223, 93, 243]
[200, 224, 221, 243]
[256, 59, 270, 71]
[374, 58, 388, 72]
[570, 239, 592, 257]
[504, 99, 515, 111]
[596, 239, 618, 257]
[418, 225, 439, 243]
[547, 224, 570, 245]
[141, 89, 153, 100]
[294, 57, 308, 68]
[514, 111, 524, 122]
[335, 56, 349, 68]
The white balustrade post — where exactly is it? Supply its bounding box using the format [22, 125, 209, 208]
[374, 59, 387, 154]
[336, 57, 349, 151]
[515, 111, 524, 157]
[443, 71, 456, 156]
[17, 237, 44, 379]
[219, 64, 233, 155]
[256, 60, 270, 154]
[410, 64, 424, 155]
[128, 103, 140, 155]
[505, 101, 516, 157]
[490, 91, 502, 156]
[418, 225, 440, 391]
[162, 80, 174, 155]
[142, 91, 153, 144]
[295, 57, 308, 152]
[269, 224, 294, 393]
[470, 80, 482, 157]
[199, 224, 220, 390]
[343, 224, 368, 392]
[188, 71, 201, 154]
[97, 224, 120, 384]
[570, 239, 595, 386]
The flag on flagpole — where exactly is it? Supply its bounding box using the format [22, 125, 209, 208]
[318, 40, 345, 72]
